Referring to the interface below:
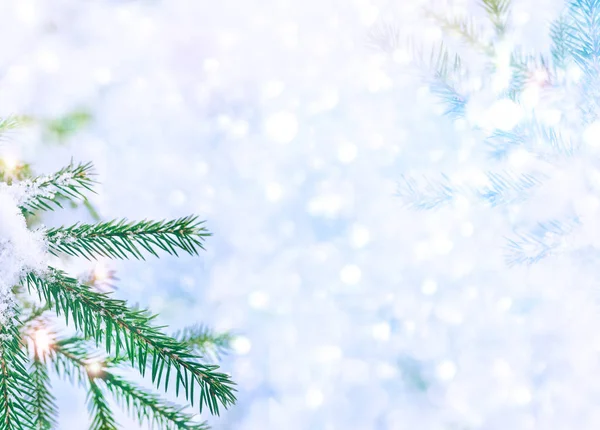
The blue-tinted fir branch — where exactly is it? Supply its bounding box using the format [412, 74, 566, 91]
[485, 119, 575, 159]
[396, 174, 456, 210]
[477, 171, 545, 206]
[397, 171, 545, 210]
[505, 218, 580, 265]
[565, 0, 600, 121]
[550, 15, 570, 70]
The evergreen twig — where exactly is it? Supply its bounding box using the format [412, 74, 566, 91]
[87, 378, 118, 430]
[480, 0, 512, 36]
[26, 270, 236, 415]
[175, 325, 233, 361]
[46, 216, 210, 261]
[0, 318, 35, 430]
[104, 373, 209, 430]
[17, 162, 95, 214]
[29, 356, 58, 430]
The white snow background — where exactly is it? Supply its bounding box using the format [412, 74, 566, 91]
[0, 0, 592, 429]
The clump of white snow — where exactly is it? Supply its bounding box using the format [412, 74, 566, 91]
[0, 184, 47, 326]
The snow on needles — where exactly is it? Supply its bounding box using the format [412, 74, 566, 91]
[0, 184, 47, 326]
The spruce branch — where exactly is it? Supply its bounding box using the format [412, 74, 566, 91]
[506, 219, 579, 266]
[45, 216, 210, 261]
[565, 0, 600, 121]
[26, 269, 236, 415]
[49, 337, 99, 386]
[423, 41, 465, 82]
[103, 373, 209, 430]
[175, 325, 233, 361]
[18, 162, 95, 214]
[396, 171, 545, 210]
[50, 339, 116, 429]
[485, 117, 575, 158]
[565, 0, 600, 74]
[425, 9, 493, 55]
[0, 117, 22, 151]
[0, 117, 21, 136]
[480, 0, 512, 36]
[0, 319, 35, 430]
[429, 79, 468, 119]
[0, 152, 236, 426]
[29, 357, 58, 430]
[44, 110, 92, 143]
[52, 337, 207, 429]
[366, 20, 402, 53]
[411, 42, 468, 119]
[550, 15, 570, 69]
[396, 174, 456, 210]
[478, 171, 545, 206]
[21, 304, 52, 327]
[505, 50, 549, 100]
[87, 378, 118, 430]
[368, 20, 468, 119]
